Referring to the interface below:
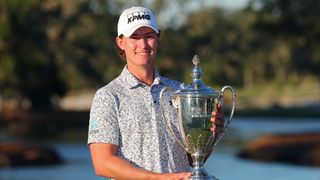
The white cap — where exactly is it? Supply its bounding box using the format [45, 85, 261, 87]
[117, 6, 159, 37]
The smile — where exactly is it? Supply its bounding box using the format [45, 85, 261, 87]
[136, 51, 150, 55]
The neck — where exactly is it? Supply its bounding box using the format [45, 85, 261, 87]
[127, 65, 154, 86]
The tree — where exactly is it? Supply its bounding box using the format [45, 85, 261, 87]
[0, 0, 67, 110]
[249, 0, 320, 80]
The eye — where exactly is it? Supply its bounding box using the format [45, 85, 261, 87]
[146, 33, 157, 39]
[130, 35, 140, 40]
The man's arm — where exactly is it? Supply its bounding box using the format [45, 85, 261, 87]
[89, 143, 190, 180]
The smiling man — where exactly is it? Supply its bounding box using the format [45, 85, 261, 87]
[87, 6, 223, 180]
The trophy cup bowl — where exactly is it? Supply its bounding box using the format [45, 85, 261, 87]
[160, 55, 236, 180]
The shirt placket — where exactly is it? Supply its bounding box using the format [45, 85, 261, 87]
[149, 86, 157, 120]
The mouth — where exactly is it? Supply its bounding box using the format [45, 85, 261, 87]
[136, 51, 150, 55]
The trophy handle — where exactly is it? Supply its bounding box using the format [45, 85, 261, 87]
[214, 85, 236, 146]
[159, 87, 188, 152]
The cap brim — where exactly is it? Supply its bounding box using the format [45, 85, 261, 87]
[121, 24, 159, 37]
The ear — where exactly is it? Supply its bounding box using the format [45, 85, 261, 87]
[116, 36, 124, 51]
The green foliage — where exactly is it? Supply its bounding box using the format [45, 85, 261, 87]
[0, 0, 122, 109]
[0, 0, 319, 110]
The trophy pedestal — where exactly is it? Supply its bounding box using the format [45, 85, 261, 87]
[188, 155, 219, 180]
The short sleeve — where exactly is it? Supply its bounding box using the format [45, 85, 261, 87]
[87, 88, 119, 145]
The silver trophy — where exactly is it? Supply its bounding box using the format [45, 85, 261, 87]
[160, 55, 236, 180]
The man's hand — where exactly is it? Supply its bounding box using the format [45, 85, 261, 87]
[210, 104, 224, 137]
[156, 172, 191, 180]
[200, 104, 224, 162]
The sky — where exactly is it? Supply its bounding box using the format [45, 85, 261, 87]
[208, 0, 249, 9]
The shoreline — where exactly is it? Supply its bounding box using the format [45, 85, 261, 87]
[236, 107, 320, 118]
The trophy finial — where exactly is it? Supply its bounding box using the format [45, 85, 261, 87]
[191, 54, 203, 81]
[192, 54, 200, 66]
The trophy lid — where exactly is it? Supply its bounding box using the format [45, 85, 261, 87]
[176, 55, 219, 98]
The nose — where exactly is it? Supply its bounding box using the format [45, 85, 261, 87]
[136, 38, 148, 48]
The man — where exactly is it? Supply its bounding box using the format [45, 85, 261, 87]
[88, 6, 223, 180]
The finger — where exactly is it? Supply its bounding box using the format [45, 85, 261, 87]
[211, 111, 222, 120]
[211, 124, 225, 134]
[211, 113, 222, 123]
[211, 126, 224, 135]
[216, 103, 221, 110]
[217, 103, 224, 115]
[210, 120, 222, 130]
[210, 126, 216, 132]
[179, 172, 191, 180]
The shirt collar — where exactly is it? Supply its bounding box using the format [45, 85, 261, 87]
[153, 69, 162, 86]
[120, 65, 163, 89]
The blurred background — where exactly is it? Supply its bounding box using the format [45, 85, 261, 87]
[0, 0, 319, 179]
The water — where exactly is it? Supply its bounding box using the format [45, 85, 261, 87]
[1, 117, 320, 180]
[207, 146, 320, 180]
[0, 143, 102, 180]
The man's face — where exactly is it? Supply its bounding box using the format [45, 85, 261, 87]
[116, 27, 159, 69]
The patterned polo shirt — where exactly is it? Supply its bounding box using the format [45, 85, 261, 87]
[88, 66, 190, 173]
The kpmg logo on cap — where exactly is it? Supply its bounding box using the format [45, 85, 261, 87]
[127, 11, 151, 24]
